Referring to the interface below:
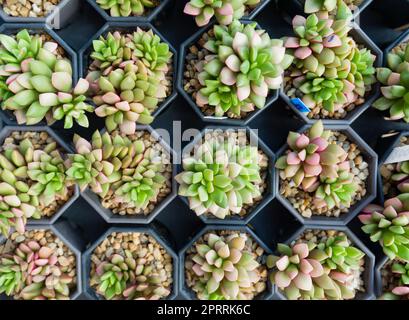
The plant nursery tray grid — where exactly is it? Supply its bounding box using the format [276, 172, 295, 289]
[0, 0, 409, 300]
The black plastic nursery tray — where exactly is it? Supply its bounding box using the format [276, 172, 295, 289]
[1, 0, 409, 301]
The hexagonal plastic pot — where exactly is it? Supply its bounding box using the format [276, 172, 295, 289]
[178, 224, 274, 300]
[85, 0, 173, 23]
[273, 224, 375, 300]
[294, 0, 373, 19]
[0, 125, 79, 225]
[78, 21, 178, 120]
[81, 225, 179, 300]
[275, 124, 378, 226]
[374, 255, 389, 298]
[0, 223, 82, 300]
[0, 0, 80, 29]
[177, 20, 280, 126]
[0, 23, 79, 126]
[178, 126, 276, 225]
[376, 131, 409, 206]
[80, 125, 177, 224]
[280, 23, 383, 126]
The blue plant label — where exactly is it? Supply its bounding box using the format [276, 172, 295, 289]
[291, 98, 310, 113]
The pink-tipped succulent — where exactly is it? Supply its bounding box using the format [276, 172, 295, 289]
[269, 234, 366, 300]
[267, 242, 325, 300]
[359, 195, 409, 262]
[87, 61, 164, 134]
[184, 0, 261, 27]
[0, 29, 93, 129]
[390, 161, 409, 193]
[276, 120, 358, 211]
[195, 20, 293, 117]
[0, 239, 74, 300]
[380, 261, 409, 300]
[275, 120, 331, 192]
[185, 231, 266, 300]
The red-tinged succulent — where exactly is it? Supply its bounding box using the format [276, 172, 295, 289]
[267, 242, 325, 300]
[269, 235, 366, 300]
[0, 239, 74, 300]
[275, 120, 331, 192]
[359, 195, 409, 262]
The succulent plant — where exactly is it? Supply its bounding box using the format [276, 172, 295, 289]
[276, 121, 330, 192]
[91, 250, 170, 300]
[0, 240, 73, 300]
[309, 235, 365, 274]
[68, 130, 168, 212]
[276, 121, 359, 211]
[125, 28, 172, 73]
[267, 242, 325, 300]
[0, 30, 43, 102]
[90, 32, 131, 74]
[359, 196, 409, 262]
[88, 61, 165, 134]
[0, 173, 41, 236]
[0, 30, 93, 128]
[285, 7, 377, 116]
[188, 232, 262, 300]
[389, 161, 409, 193]
[379, 261, 409, 300]
[314, 170, 357, 209]
[268, 237, 365, 300]
[304, 0, 354, 18]
[1, 137, 71, 209]
[96, 0, 156, 17]
[176, 131, 266, 219]
[184, 0, 261, 27]
[90, 29, 172, 75]
[284, 13, 350, 76]
[195, 20, 292, 117]
[304, 0, 338, 13]
[373, 43, 409, 122]
[0, 255, 23, 296]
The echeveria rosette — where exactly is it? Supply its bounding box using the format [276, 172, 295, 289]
[268, 239, 365, 300]
[126, 28, 172, 74]
[90, 29, 172, 76]
[276, 121, 332, 192]
[284, 13, 350, 77]
[96, 0, 156, 17]
[66, 131, 122, 194]
[309, 235, 365, 276]
[90, 32, 130, 74]
[314, 169, 358, 210]
[0, 240, 74, 300]
[112, 144, 167, 211]
[184, 0, 261, 27]
[380, 262, 409, 300]
[187, 232, 262, 300]
[0, 138, 47, 236]
[175, 133, 265, 219]
[88, 61, 165, 134]
[26, 146, 70, 208]
[373, 43, 409, 122]
[359, 196, 409, 262]
[196, 20, 293, 117]
[0, 30, 44, 102]
[267, 242, 326, 300]
[0, 41, 92, 128]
